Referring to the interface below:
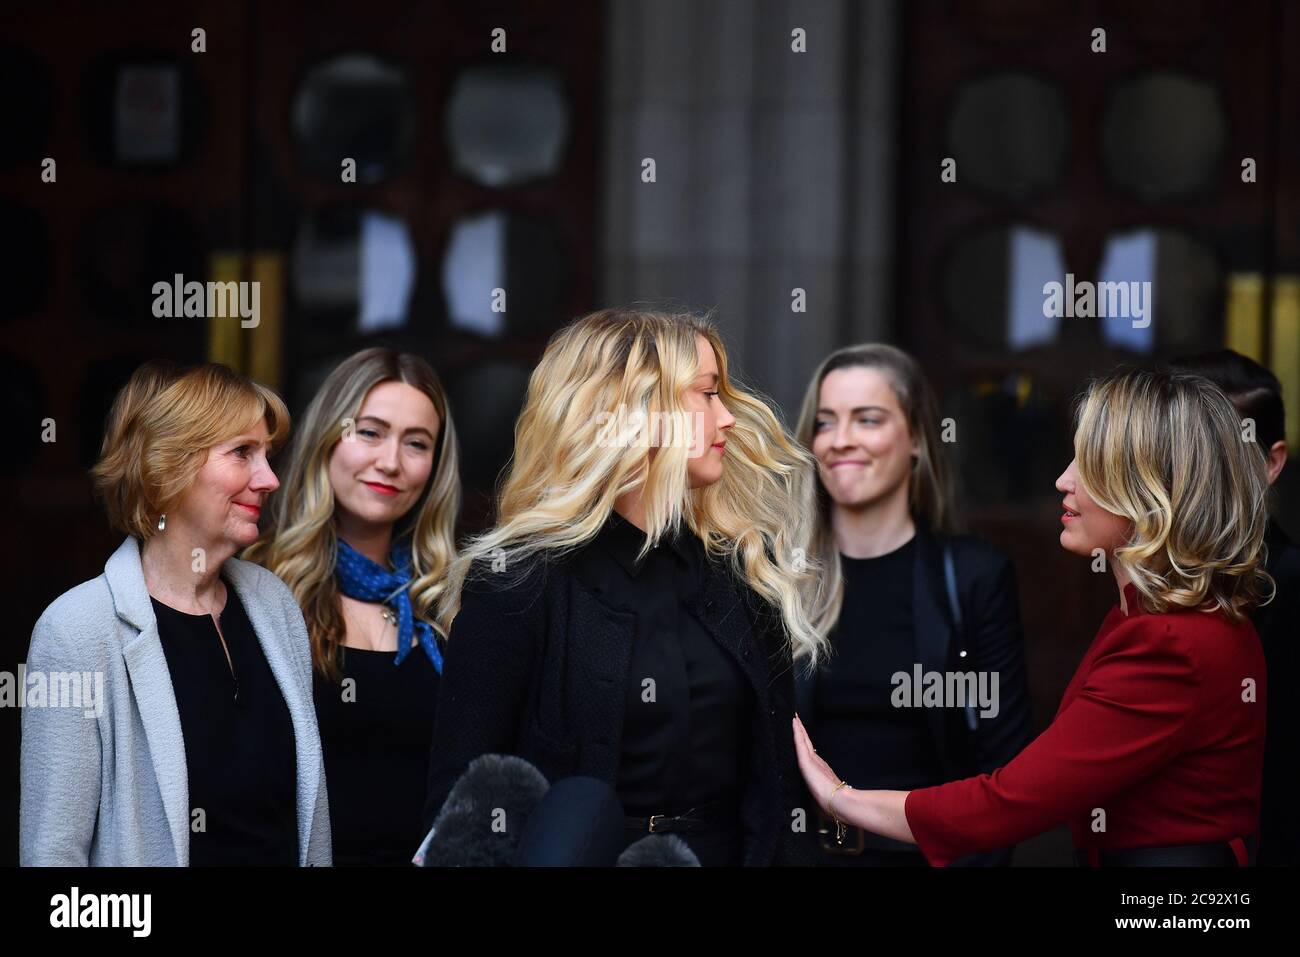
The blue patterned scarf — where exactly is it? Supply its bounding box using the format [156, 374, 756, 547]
[335, 535, 443, 673]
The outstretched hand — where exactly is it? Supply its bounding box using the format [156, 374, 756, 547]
[792, 713, 844, 816]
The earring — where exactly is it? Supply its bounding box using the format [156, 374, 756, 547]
[157, 513, 166, 532]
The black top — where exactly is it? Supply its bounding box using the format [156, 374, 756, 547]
[584, 513, 753, 865]
[151, 579, 298, 866]
[795, 523, 1034, 866]
[813, 536, 946, 791]
[313, 645, 441, 866]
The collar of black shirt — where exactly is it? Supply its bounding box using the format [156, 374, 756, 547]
[600, 510, 700, 577]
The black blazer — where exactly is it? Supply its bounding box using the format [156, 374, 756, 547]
[1256, 519, 1300, 866]
[795, 523, 1033, 865]
[422, 540, 821, 866]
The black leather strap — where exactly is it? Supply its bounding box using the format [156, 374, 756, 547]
[625, 800, 734, 834]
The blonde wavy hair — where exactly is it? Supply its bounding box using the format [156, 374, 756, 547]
[439, 308, 829, 668]
[794, 343, 958, 638]
[92, 360, 290, 542]
[1074, 368, 1274, 621]
[244, 348, 461, 681]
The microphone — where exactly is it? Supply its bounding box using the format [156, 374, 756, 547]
[617, 834, 701, 867]
[515, 776, 627, 866]
[414, 754, 549, 866]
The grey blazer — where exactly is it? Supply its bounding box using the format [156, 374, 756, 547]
[20, 536, 331, 866]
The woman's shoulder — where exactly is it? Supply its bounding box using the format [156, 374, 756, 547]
[224, 555, 297, 612]
[460, 551, 555, 606]
[1098, 596, 1258, 670]
[32, 574, 115, 662]
[443, 554, 559, 652]
[40, 571, 114, 616]
[934, 531, 1015, 584]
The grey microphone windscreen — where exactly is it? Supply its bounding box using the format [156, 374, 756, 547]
[415, 754, 549, 867]
[616, 834, 702, 867]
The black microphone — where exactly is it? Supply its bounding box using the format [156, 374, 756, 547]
[515, 776, 627, 866]
[617, 834, 701, 867]
[414, 754, 549, 866]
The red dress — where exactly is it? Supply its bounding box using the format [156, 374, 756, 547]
[904, 583, 1266, 866]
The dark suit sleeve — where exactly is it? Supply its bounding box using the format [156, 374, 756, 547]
[737, 585, 821, 866]
[777, 728, 824, 866]
[1257, 527, 1300, 865]
[950, 548, 1034, 867]
[421, 560, 545, 833]
[766, 664, 823, 866]
[766, 623, 823, 866]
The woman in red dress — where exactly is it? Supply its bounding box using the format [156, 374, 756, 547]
[794, 368, 1273, 866]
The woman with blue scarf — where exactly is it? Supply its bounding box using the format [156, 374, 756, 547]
[245, 348, 461, 866]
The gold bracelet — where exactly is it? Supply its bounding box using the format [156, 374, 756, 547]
[828, 780, 852, 845]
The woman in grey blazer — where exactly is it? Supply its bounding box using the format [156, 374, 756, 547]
[20, 360, 331, 866]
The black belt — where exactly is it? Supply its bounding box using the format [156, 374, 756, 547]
[1075, 836, 1255, 867]
[625, 800, 735, 834]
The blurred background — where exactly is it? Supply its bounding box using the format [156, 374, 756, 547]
[2, 0, 1297, 865]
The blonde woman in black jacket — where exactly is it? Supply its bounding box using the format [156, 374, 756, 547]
[422, 309, 827, 866]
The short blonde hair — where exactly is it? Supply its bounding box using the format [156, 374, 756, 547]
[1074, 368, 1273, 621]
[91, 361, 290, 541]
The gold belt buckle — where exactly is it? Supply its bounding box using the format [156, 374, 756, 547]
[648, 814, 665, 833]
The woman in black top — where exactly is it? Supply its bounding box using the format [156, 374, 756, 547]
[246, 348, 461, 866]
[793, 344, 1033, 866]
[423, 309, 828, 866]
[20, 360, 330, 866]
